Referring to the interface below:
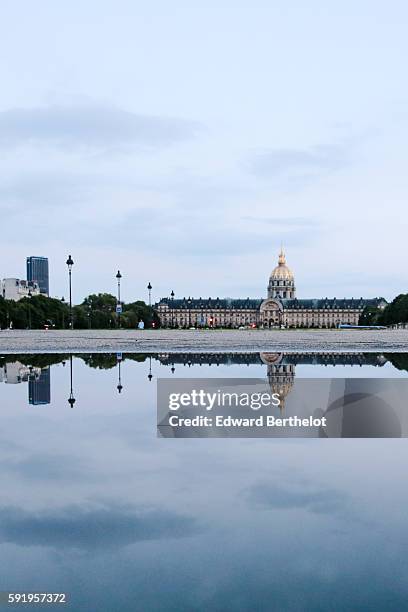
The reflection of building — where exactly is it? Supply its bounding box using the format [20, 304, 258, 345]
[156, 249, 387, 328]
[0, 361, 41, 383]
[157, 352, 388, 410]
[156, 352, 388, 368]
[29, 367, 51, 405]
[27, 256, 49, 296]
[0, 361, 50, 405]
[1, 278, 40, 301]
[260, 353, 295, 410]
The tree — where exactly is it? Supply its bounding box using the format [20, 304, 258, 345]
[359, 306, 382, 326]
[379, 294, 408, 325]
[0, 295, 69, 329]
[123, 301, 159, 328]
[0, 292, 158, 330]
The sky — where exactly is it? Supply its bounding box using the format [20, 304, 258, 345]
[0, 0, 407, 303]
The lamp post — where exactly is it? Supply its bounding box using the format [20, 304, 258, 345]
[61, 297, 65, 329]
[66, 255, 74, 329]
[170, 290, 175, 328]
[68, 354, 76, 408]
[147, 282, 152, 307]
[27, 290, 32, 329]
[187, 296, 192, 328]
[116, 270, 122, 328]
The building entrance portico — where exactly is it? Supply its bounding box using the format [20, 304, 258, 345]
[260, 298, 283, 328]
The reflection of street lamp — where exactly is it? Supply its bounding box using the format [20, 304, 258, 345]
[116, 270, 122, 328]
[68, 354, 76, 408]
[117, 353, 123, 393]
[147, 282, 152, 307]
[66, 255, 74, 329]
[148, 356, 153, 382]
[171, 364, 175, 374]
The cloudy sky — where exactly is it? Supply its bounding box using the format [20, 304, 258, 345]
[0, 1, 407, 302]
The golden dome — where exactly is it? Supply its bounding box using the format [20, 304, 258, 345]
[270, 249, 294, 281]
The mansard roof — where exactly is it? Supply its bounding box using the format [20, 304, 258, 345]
[157, 296, 386, 310]
[157, 297, 263, 309]
[280, 297, 386, 309]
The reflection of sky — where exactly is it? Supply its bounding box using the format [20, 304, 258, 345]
[0, 356, 408, 610]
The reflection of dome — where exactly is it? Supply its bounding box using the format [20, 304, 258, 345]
[270, 249, 294, 282]
[269, 378, 294, 410]
[266, 361, 295, 411]
[260, 352, 283, 366]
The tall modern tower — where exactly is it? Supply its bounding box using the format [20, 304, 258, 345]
[26, 256, 49, 296]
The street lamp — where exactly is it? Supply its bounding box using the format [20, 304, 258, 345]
[61, 297, 65, 329]
[116, 270, 122, 328]
[170, 290, 175, 328]
[27, 290, 32, 329]
[147, 282, 152, 307]
[187, 296, 192, 328]
[66, 255, 74, 329]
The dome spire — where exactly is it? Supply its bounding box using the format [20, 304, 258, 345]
[278, 246, 286, 265]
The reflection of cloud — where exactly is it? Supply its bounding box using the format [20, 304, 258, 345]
[0, 105, 200, 151]
[246, 480, 350, 515]
[0, 505, 199, 550]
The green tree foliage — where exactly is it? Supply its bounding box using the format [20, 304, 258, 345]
[0, 292, 158, 330]
[385, 354, 408, 373]
[123, 301, 159, 328]
[378, 294, 408, 325]
[359, 295, 408, 326]
[81, 354, 119, 369]
[0, 295, 69, 329]
[358, 306, 383, 325]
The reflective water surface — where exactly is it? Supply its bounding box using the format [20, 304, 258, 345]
[0, 352, 408, 610]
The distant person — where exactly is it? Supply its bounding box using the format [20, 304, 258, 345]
[138, 320, 145, 330]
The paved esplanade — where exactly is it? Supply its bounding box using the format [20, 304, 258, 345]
[0, 329, 407, 353]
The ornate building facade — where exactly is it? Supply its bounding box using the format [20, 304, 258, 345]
[156, 250, 386, 328]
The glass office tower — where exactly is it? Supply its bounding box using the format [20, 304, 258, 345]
[26, 256, 49, 295]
